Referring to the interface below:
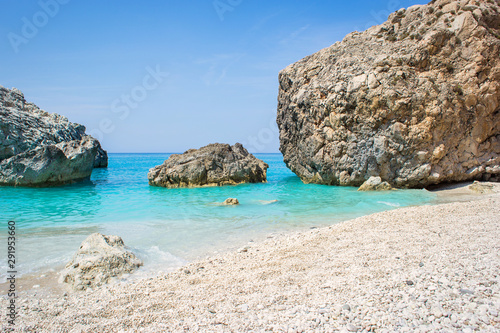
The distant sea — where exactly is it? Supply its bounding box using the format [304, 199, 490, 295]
[0, 153, 436, 280]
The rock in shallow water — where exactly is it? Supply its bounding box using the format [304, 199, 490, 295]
[59, 233, 143, 291]
[358, 176, 394, 191]
[0, 86, 108, 186]
[223, 198, 240, 205]
[277, 0, 500, 188]
[148, 143, 269, 188]
[0, 136, 99, 186]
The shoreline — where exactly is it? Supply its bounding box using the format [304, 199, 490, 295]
[0, 188, 437, 297]
[2, 182, 499, 331]
[0, 182, 477, 298]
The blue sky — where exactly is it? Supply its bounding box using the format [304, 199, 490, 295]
[0, 0, 425, 153]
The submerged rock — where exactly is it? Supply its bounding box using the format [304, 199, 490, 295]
[148, 143, 269, 188]
[258, 199, 279, 205]
[358, 176, 394, 191]
[277, 0, 500, 188]
[59, 233, 143, 291]
[0, 86, 108, 186]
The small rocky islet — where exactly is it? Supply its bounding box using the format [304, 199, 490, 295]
[147, 143, 269, 188]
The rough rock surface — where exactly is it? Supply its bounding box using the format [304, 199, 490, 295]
[148, 143, 269, 188]
[94, 146, 108, 168]
[0, 86, 108, 186]
[358, 176, 394, 191]
[469, 180, 495, 193]
[0, 136, 99, 186]
[277, 0, 500, 188]
[59, 233, 143, 291]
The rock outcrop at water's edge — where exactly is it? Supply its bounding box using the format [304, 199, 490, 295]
[59, 233, 143, 291]
[0, 86, 108, 186]
[277, 0, 500, 188]
[0, 136, 99, 186]
[148, 143, 269, 188]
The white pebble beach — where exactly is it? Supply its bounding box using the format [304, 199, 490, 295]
[2, 183, 500, 332]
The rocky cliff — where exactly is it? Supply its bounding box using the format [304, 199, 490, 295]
[277, 0, 500, 188]
[148, 143, 269, 188]
[0, 86, 108, 186]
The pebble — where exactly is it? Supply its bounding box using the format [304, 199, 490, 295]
[238, 246, 250, 253]
[467, 302, 477, 310]
[346, 323, 358, 332]
[438, 278, 449, 285]
[460, 289, 474, 295]
[432, 309, 443, 318]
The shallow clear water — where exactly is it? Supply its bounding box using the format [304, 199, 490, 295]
[0, 153, 436, 279]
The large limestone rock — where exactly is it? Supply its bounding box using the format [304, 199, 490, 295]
[277, 0, 500, 188]
[148, 143, 269, 188]
[0, 137, 99, 186]
[59, 233, 143, 291]
[0, 86, 108, 186]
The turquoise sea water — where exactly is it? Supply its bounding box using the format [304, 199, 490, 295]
[0, 153, 436, 280]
